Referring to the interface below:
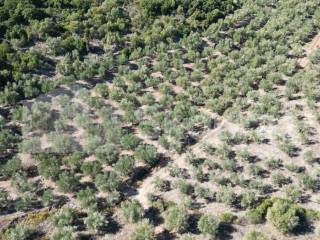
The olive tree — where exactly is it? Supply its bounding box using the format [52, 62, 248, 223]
[114, 154, 135, 177]
[216, 187, 237, 206]
[84, 210, 106, 233]
[121, 199, 144, 223]
[22, 102, 53, 131]
[95, 171, 120, 192]
[275, 134, 297, 157]
[36, 154, 61, 180]
[240, 191, 258, 209]
[164, 205, 189, 233]
[51, 208, 76, 228]
[51, 226, 75, 240]
[121, 133, 141, 150]
[0, 188, 9, 211]
[0, 156, 21, 178]
[95, 144, 120, 165]
[134, 144, 158, 166]
[57, 171, 80, 193]
[3, 223, 32, 240]
[19, 138, 41, 154]
[198, 214, 220, 238]
[76, 187, 97, 209]
[42, 189, 54, 207]
[80, 161, 102, 177]
[49, 133, 78, 154]
[266, 199, 300, 233]
[94, 83, 109, 98]
[244, 230, 268, 240]
[129, 219, 155, 240]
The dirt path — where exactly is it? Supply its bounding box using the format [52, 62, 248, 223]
[298, 32, 320, 67]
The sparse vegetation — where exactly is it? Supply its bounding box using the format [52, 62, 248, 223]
[0, 0, 320, 239]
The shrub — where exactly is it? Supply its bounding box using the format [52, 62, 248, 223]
[0, 128, 20, 155]
[299, 174, 318, 192]
[19, 138, 41, 154]
[63, 152, 84, 170]
[0, 156, 21, 178]
[95, 144, 119, 165]
[310, 49, 320, 64]
[51, 226, 75, 240]
[265, 157, 282, 170]
[134, 144, 158, 166]
[121, 199, 144, 223]
[129, 219, 155, 240]
[266, 199, 300, 233]
[276, 135, 297, 157]
[219, 212, 237, 224]
[244, 230, 268, 240]
[198, 214, 219, 237]
[236, 148, 252, 162]
[84, 210, 106, 233]
[164, 205, 188, 233]
[194, 186, 213, 201]
[115, 154, 135, 177]
[42, 189, 54, 207]
[296, 120, 313, 144]
[76, 187, 97, 209]
[249, 165, 264, 177]
[3, 223, 32, 240]
[94, 83, 109, 98]
[178, 234, 194, 240]
[105, 190, 122, 207]
[283, 185, 302, 203]
[303, 150, 316, 165]
[271, 172, 290, 187]
[151, 198, 167, 213]
[57, 171, 80, 193]
[284, 163, 304, 173]
[80, 161, 102, 177]
[174, 180, 194, 195]
[49, 133, 77, 154]
[11, 173, 38, 193]
[216, 187, 236, 206]
[246, 199, 274, 224]
[95, 171, 120, 193]
[22, 102, 53, 131]
[0, 188, 9, 210]
[84, 134, 103, 154]
[36, 154, 61, 180]
[153, 177, 171, 192]
[252, 94, 282, 117]
[240, 191, 258, 209]
[51, 208, 76, 228]
[84, 135, 104, 154]
[15, 192, 38, 211]
[121, 133, 141, 150]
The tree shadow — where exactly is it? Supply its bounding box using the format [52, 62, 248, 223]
[0, 200, 17, 215]
[292, 216, 315, 236]
[187, 213, 201, 234]
[145, 207, 163, 226]
[52, 194, 69, 208]
[217, 223, 236, 240]
[77, 233, 94, 240]
[131, 166, 150, 183]
[29, 229, 46, 240]
[118, 182, 138, 198]
[25, 165, 38, 178]
[156, 230, 175, 240]
[103, 217, 122, 234]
